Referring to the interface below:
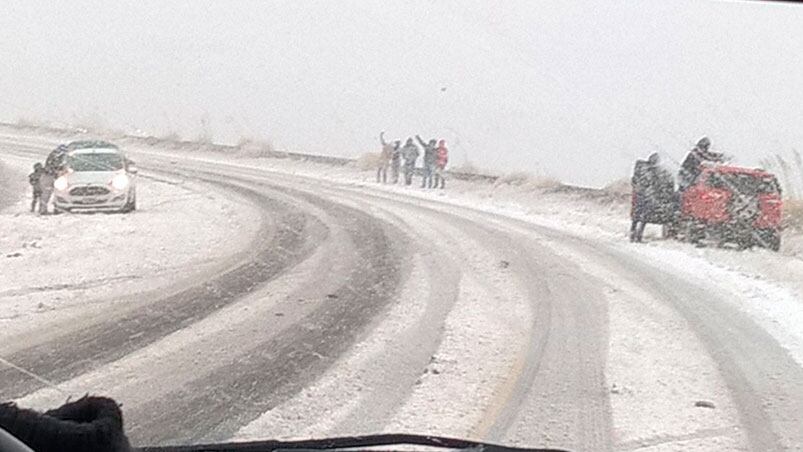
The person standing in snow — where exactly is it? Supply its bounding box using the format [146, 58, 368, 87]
[416, 135, 437, 189]
[434, 139, 449, 189]
[678, 136, 723, 191]
[390, 139, 402, 184]
[38, 162, 56, 215]
[28, 162, 46, 213]
[45, 144, 68, 174]
[400, 138, 419, 186]
[377, 132, 395, 183]
[630, 152, 673, 242]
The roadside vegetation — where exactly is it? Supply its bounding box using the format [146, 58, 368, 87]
[785, 199, 803, 233]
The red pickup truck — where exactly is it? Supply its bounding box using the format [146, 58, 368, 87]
[679, 165, 782, 250]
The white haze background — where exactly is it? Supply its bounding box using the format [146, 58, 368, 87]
[1, 0, 802, 186]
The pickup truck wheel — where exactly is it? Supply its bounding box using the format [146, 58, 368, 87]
[661, 224, 674, 239]
[679, 220, 691, 242]
[682, 220, 704, 244]
[749, 229, 780, 251]
[768, 231, 781, 252]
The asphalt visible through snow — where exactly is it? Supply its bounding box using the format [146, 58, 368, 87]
[124, 174, 408, 444]
[1, 132, 801, 451]
[115, 157, 615, 449]
[0, 182, 320, 400]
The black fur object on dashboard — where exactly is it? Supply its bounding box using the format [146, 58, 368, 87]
[0, 395, 131, 452]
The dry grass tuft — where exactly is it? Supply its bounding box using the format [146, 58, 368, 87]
[494, 171, 561, 190]
[236, 138, 281, 158]
[355, 152, 383, 171]
[784, 199, 803, 232]
[602, 177, 632, 196]
[450, 161, 481, 175]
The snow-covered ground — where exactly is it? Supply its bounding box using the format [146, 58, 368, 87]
[124, 144, 802, 450]
[0, 151, 261, 350]
[2, 126, 802, 450]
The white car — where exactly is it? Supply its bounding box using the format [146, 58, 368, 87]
[52, 141, 138, 213]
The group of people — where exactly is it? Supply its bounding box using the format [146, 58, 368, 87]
[630, 136, 725, 242]
[27, 145, 67, 215]
[376, 132, 449, 189]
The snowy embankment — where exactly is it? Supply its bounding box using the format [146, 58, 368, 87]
[0, 151, 261, 350]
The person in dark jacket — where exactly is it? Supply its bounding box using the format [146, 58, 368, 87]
[630, 152, 673, 242]
[400, 138, 419, 186]
[44, 145, 68, 174]
[28, 163, 45, 213]
[679, 136, 723, 191]
[0, 396, 131, 452]
[416, 135, 437, 189]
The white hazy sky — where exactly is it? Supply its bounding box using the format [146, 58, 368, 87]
[2, 0, 802, 186]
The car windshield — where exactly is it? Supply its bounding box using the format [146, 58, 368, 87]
[67, 152, 124, 172]
[2, 2, 803, 452]
[709, 172, 780, 195]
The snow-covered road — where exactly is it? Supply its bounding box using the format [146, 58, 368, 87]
[1, 129, 802, 452]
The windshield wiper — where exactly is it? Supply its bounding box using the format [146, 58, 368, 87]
[136, 433, 570, 452]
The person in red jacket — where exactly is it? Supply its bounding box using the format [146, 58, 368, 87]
[434, 139, 449, 189]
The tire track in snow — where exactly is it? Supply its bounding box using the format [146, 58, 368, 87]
[231, 199, 463, 440]
[600, 247, 803, 452]
[507, 227, 747, 451]
[15, 184, 368, 436]
[249, 176, 613, 451]
[0, 178, 323, 400]
[383, 197, 611, 451]
[124, 180, 407, 445]
[430, 201, 797, 451]
[3, 145, 408, 446]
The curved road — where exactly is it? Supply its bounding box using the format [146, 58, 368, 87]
[1, 133, 801, 451]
